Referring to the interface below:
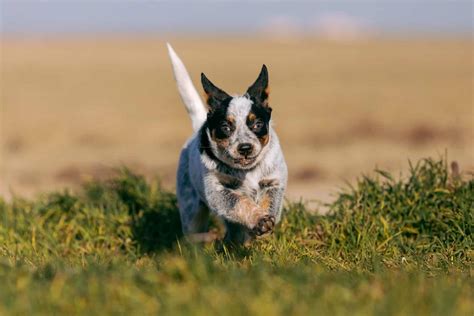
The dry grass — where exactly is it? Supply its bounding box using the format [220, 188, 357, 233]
[1, 37, 473, 201]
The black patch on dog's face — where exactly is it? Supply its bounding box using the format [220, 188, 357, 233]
[199, 73, 236, 161]
[206, 98, 235, 140]
[200, 73, 236, 148]
[200, 97, 234, 159]
[247, 99, 272, 145]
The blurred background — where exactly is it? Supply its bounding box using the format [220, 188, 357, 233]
[1, 1, 473, 203]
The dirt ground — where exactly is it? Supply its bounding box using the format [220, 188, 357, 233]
[1, 37, 473, 205]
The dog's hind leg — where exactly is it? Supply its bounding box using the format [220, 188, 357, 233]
[177, 171, 210, 231]
[177, 140, 219, 242]
[178, 189, 217, 242]
[185, 202, 220, 243]
[177, 146, 205, 232]
[180, 200, 209, 234]
[177, 165, 215, 242]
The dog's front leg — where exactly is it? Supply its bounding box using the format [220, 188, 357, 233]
[206, 187, 268, 228]
[258, 185, 285, 224]
[204, 183, 273, 243]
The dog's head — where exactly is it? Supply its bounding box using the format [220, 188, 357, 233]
[201, 65, 272, 170]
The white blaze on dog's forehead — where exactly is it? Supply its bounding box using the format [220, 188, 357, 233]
[227, 96, 252, 121]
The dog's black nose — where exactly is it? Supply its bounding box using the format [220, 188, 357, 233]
[237, 143, 254, 156]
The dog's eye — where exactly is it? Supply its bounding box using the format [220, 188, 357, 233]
[252, 121, 264, 131]
[220, 122, 231, 133]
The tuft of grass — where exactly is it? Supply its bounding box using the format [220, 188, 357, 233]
[0, 158, 472, 315]
[313, 158, 473, 271]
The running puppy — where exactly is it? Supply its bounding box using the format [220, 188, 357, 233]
[167, 44, 287, 244]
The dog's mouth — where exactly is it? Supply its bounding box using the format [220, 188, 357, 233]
[233, 156, 257, 166]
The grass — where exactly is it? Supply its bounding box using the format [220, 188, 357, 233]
[0, 158, 472, 315]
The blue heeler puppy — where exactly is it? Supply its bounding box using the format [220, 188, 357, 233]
[167, 44, 287, 244]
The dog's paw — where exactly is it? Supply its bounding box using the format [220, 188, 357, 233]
[252, 214, 275, 236]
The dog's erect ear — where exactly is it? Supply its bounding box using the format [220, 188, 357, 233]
[201, 73, 230, 110]
[247, 65, 269, 107]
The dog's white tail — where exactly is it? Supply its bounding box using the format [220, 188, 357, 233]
[167, 43, 207, 132]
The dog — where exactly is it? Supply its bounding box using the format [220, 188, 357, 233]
[167, 44, 287, 244]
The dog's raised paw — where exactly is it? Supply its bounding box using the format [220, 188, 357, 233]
[253, 214, 275, 236]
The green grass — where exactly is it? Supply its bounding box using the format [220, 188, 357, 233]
[0, 158, 472, 315]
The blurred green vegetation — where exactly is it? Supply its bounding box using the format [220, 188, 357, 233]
[0, 158, 472, 315]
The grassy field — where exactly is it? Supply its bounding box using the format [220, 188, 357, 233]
[2, 37, 473, 202]
[1, 37, 473, 314]
[0, 158, 472, 315]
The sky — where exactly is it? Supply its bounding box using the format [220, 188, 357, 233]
[1, 1, 473, 37]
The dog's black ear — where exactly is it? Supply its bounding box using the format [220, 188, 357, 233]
[201, 73, 230, 109]
[247, 64, 269, 107]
